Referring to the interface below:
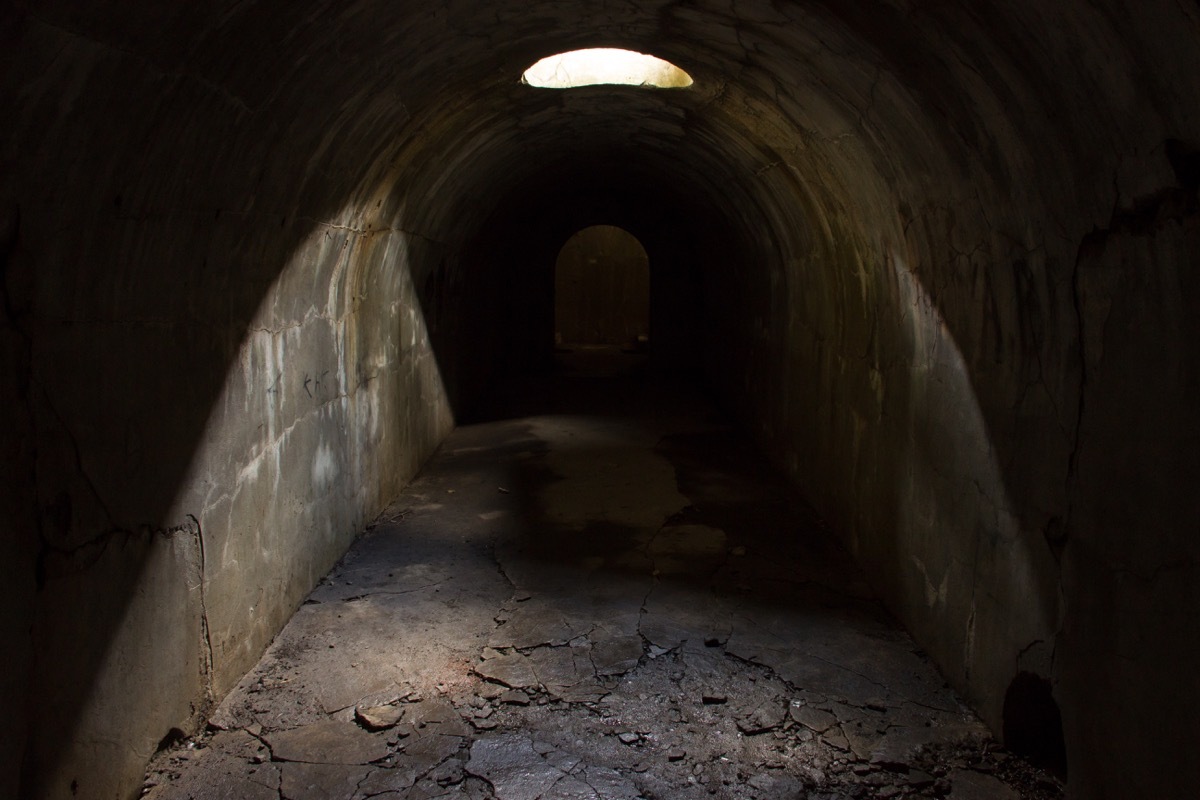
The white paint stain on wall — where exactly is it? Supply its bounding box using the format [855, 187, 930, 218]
[312, 440, 338, 492]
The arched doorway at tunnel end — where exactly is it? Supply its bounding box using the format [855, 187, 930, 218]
[554, 225, 650, 353]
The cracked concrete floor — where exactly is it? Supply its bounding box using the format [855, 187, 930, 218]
[144, 353, 1065, 800]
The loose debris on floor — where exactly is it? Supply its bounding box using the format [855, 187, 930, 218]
[144, 369, 1065, 800]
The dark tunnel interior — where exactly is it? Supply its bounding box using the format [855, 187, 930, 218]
[2, 2, 1198, 798]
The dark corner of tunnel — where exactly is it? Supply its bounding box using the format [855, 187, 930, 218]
[1003, 672, 1068, 780]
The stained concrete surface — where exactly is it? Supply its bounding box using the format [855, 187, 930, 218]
[144, 356, 1062, 800]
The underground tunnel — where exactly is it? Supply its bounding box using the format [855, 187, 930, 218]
[2, 2, 1198, 798]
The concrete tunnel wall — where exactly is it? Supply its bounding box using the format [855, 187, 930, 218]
[2, 2, 1197, 799]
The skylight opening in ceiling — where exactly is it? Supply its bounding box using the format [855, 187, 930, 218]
[522, 48, 693, 89]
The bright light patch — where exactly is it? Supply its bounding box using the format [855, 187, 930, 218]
[522, 48, 693, 89]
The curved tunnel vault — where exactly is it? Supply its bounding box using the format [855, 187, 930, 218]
[3, 2, 1199, 798]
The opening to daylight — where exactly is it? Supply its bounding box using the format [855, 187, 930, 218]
[522, 48, 693, 89]
[555, 225, 650, 348]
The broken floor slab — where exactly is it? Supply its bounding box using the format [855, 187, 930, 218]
[266, 720, 392, 765]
